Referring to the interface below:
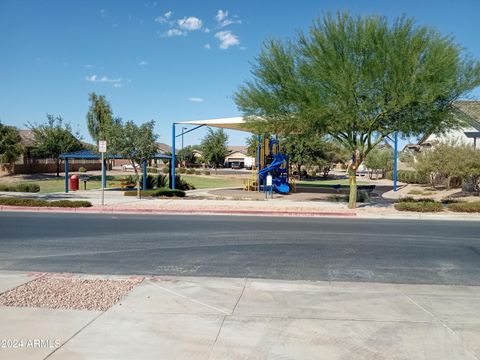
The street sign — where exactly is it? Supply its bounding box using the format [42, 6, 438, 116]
[99, 140, 107, 153]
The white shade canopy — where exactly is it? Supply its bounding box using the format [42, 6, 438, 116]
[176, 117, 251, 132]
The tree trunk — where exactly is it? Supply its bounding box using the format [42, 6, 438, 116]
[133, 165, 141, 199]
[56, 160, 60, 177]
[347, 149, 362, 209]
[348, 168, 357, 209]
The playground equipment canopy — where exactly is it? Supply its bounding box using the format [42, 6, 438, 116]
[175, 116, 251, 132]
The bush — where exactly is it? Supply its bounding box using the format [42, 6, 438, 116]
[174, 175, 195, 190]
[78, 167, 88, 173]
[178, 168, 187, 174]
[194, 170, 201, 175]
[156, 174, 168, 188]
[0, 198, 91, 207]
[124, 188, 185, 197]
[161, 167, 169, 174]
[139, 175, 156, 189]
[394, 198, 443, 212]
[448, 202, 480, 213]
[204, 170, 211, 175]
[0, 183, 40, 193]
[386, 170, 428, 184]
[186, 168, 195, 174]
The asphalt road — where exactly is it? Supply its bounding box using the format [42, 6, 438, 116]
[0, 212, 479, 285]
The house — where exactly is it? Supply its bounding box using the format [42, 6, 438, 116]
[416, 101, 480, 151]
[0, 129, 103, 175]
[224, 146, 256, 169]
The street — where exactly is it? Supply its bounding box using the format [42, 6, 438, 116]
[0, 212, 479, 285]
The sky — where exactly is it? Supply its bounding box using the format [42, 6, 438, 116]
[1, 0, 480, 149]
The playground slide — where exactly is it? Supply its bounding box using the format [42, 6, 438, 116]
[258, 153, 290, 193]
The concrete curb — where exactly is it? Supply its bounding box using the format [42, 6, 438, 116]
[0, 205, 357, 218]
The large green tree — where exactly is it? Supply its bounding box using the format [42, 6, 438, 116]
[0, 123, 23, 171]
[235, 12, 480, 208]
[201, 128, 229, 170]
[29, 115, 83, 177]
[86, 92, 113, 144]
[107, 119, 158, 198]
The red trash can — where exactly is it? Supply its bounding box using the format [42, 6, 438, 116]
[70, 175, 79, 191]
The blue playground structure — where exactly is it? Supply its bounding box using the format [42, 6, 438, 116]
[256, 136, 291, 194]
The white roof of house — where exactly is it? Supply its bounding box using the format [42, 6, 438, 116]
[176, 117, 251, 132]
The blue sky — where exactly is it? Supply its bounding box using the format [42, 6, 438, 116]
[1, 0, 479, 148]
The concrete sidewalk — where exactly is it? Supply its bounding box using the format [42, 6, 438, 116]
[2, 189, 480, 221]
[0, 271, 479, 359]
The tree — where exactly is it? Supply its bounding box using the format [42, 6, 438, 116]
[201, 128, 229, 170]
[107, 119, 158, 198]
[415, 143, 480, 190]
[245, 135, 258, 158]
[178, 145, 198, 167]
[86, 92, 113, 144]
[235, 12, 480, 208]
[0, 123, 23, 172]
[29, 115, 83, 177]
[364, 146, 394, 179]
[282, 135, 326, 175]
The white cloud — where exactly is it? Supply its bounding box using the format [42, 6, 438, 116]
[100, 9, 107, 18]
[188, 97, 204, 102]
[215, 10, 228, 22]
[178, 16, 203, 31]
[84, 64, 95, 68]
[85, 74, 122, 87]
[215, 9, 241, 28]
[204, 43, 211, 49]
[215, 31, 240, 49]
[162, 28, 185, 37]
[155, 11, 173, 24]
[113, 83, 122, 88]
[137, 60, 148, 66]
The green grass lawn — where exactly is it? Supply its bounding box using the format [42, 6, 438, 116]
[0, 175, 125, 193]
[181, 175, 243, 189]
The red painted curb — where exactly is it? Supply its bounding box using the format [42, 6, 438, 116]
[0, 205, 356, 217]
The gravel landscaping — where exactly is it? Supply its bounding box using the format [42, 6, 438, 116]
[0, 276, 142, 311]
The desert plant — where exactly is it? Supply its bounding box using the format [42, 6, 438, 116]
[156, 174, 168, 188]
[204, 170, 211, 175]
[78, 167, 88, 173]
[0, 198, 91, 207]
[448, 201, 480, 213]
[186, 168, 195, 174]
[174, 175, 195, 190]
[394, 198, 443, 212]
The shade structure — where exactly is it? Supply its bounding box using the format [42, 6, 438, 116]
[176, 117, 251, 132]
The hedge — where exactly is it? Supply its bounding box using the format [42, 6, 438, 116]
[386, 170, 428, 184]
[124, 188, 185, 197]
[448, 202, 480, 213]
[0, 198, 92, 207]
[394, 198, 443, 212]
[0, 183, 41, 193]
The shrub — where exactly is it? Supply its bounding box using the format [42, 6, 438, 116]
[448, 202, 480, 213]
[0, 183, 40, 193]
[186, 168, 195, 174]
[394, 199, 443, 212]
[139, 175, 156, 189]
[386, 170, 428, 184]
[194, 170, 201, 175]
[161, 167, 169, 174]
[178, 168, 187, 174]
[78, 167, 88, 173]
[204, 170, 211, 175]
[174, 175, 195, 190]
[156, 174, 168, 188]
[124, 189, 185, 197]
[15, 183, 41, 193]
[0, 198, 91, 207]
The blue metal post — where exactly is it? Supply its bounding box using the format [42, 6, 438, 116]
[102, 159, 107, 188]
[257, 134, 261, 192]
[142, 160, 147, 190]
[393, 131, 398, 192]
[65, 158, 69, 193]
[171, 124, 176, 190]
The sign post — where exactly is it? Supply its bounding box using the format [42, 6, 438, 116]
[99, 141, 107, 206]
